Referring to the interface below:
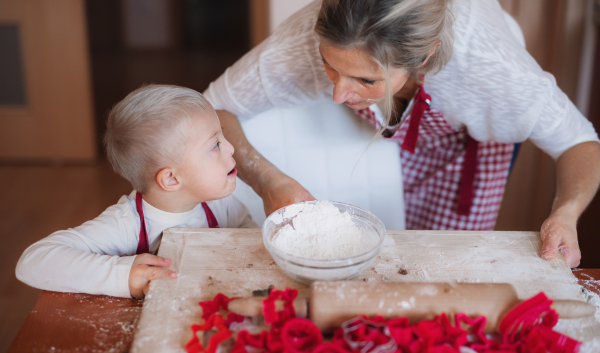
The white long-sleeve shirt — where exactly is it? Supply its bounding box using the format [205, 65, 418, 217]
[16, 191, 257, 298]
[204, 0, 599, 160]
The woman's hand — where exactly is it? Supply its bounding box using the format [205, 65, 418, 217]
[129, 254, 177, 299]
[540, 208, 580, 268]
[540, 141, 600, 268]
[261, 175, 316, 216]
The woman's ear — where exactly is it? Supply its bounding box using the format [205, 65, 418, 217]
[156, 167, 182, 192]
[419, 41, 442, 68]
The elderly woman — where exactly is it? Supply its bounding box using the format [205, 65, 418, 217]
[203, 0, 600, 268]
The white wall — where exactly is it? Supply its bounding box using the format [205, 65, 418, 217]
[232, 97, 406, 230]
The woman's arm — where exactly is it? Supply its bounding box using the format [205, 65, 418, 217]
[218, 110, 315, 216]
[540, 141, 600, 268]
[202, 2, 326, 215]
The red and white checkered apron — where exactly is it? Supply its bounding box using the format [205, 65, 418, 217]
[355, 86, 514, 230]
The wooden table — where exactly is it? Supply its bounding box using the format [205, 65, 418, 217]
[8, 232, 600, 352]
[8, 292, 143, 352]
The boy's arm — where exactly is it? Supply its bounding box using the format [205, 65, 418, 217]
[16, 232, 136, 297]
[15, 200, 168, 298]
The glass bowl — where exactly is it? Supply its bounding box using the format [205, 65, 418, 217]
[262, 201, 386, 285]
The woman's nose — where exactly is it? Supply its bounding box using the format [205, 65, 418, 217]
[332, 79, 354, 104]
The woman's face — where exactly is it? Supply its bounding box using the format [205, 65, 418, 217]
[319, 44, 410, 110]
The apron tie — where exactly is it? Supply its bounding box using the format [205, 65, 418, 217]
[202, 202, 220, 228]
[401, 86, 431, 154]
[457, 136, 479, 216]
[135, 192, 150, 254]
[401, 86, 478, 216]
[135, 192, 219, 254]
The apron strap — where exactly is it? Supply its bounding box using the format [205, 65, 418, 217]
[135, 192, 150, 254]
[457, 136, 479, 216]
[135, 193, 220, 255]
[202, 202, 220, 229]
[398, 85, 479, 217]
[401, 86, 431, 154]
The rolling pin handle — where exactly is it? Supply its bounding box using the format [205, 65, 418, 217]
[228, 297, 263, 317]
[227, 297, 308, 318]
[550, 299, 596, 319]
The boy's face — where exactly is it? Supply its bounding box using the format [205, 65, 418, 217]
[179, 110, 237, 202]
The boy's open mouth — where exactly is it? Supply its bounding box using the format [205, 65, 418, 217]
[227, 168, 237, 176]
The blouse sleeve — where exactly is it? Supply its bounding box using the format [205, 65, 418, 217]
[425, 0, 599, 160]
[528, 83, 599, 159]
[203, 0, 333, 121]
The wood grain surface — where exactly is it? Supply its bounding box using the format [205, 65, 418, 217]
[574, 268, 600, 294]
[131, 229, 600, 352]
[7, 292, 142, 353]
[8, 230, 600, 353]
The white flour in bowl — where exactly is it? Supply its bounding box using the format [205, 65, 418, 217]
[271, 201, 365, 260]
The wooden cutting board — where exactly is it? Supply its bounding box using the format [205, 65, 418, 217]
[130, 229, 600, 352]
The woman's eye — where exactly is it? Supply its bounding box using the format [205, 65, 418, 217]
[361, 78, 376, 85]
[212, 142, 220, 150]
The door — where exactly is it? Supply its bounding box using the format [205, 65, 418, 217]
[0, 0, 96, 162]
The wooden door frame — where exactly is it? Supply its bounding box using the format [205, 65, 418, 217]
[249, 0, 269, 47]
[0, 0, 96, 163]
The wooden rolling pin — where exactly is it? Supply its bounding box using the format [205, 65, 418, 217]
[228, 281, 596, 333]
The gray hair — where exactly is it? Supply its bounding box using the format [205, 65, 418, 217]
[104, 84, 213, 193]
[314, 0, 454, 131]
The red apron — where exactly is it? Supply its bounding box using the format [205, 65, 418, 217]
[135, 192, 219, 254]
[355, 86, 513, 230]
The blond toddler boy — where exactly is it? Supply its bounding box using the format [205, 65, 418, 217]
[16, 85, 257, 298]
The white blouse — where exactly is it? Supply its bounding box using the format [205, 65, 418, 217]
[204, 0, 599, 160]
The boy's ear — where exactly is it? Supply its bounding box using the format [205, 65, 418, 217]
[156, 168, 181, 192]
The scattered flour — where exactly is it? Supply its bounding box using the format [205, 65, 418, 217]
[553, 288, 600, 352]
[271, 201, 365, 260]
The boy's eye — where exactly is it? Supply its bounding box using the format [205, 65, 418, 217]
[212, 142, 220, 150]
[361, 78, 376, 85]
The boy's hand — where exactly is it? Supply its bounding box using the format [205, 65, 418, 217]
[129, 254, 177, 298]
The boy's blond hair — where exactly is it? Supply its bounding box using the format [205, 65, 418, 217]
[104, 84, 213, 193]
